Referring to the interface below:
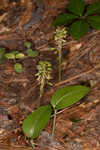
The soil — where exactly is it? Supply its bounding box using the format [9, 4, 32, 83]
[0, 0, 100, 150]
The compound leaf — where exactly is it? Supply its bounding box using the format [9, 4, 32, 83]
[85, 2, 100, 16]
[87, 15, 100, 29]
[68, 0, 85, 16]
[51, 85, 90, 110]
[22, 105, 52, 139]
[52, 13, 78, 26]
[69, 20, 89, 40]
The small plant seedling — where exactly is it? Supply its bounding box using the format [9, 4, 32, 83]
[14, 63, 23, 73]
[22, 85, 90, 140]
[0, 43, 38, 73]
[24, 41, 32, 49]
[53, 0, 100, 40]
[35, 61, 52, 105]
[5, 51, 25, 60]
[54, 27, 67, 82]
[26, 49, 39, 57]
[5, 51, 24, 73]
[24, 41, 39, 58]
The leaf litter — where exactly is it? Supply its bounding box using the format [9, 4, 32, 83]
[0, 0, 100, 150]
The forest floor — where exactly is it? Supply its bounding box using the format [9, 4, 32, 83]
[0, 0, 100, 150]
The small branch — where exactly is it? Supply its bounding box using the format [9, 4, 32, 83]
[55, 63, 100, 86]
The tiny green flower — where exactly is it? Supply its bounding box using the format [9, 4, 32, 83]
[54, 27, 67, 82]
[36, 61, 52, 103]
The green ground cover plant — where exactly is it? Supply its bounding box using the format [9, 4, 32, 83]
[25, 41, 39, 57]
[0, 41, 39, 73]
[5, 51, 25, 73]
[53, 0, 100, 40]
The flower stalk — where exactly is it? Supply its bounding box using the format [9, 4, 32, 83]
[35, 61, 52, 106]
[54, 27, 67, 82]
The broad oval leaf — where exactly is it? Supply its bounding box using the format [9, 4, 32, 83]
[22, 105, 52, 139]
[14, 63, 23, 73]
[26, 49, 39, 57]
[87, 15, 100, 29]
[51, 85, 90, 110]
[69, 20, 89, 40]
[85, 2, 100, 16]
[68, 0, 85, 16]
[5, 53, 15, 59]
[52, 13, 78, 26]
[16, 53, 25, 59]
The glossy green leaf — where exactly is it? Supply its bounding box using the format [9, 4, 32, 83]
[87, 15, 100, 29]
[68, 0, 85, 16]
[85, 2, 100, 16]
[22, 105, 52, 139]
[51, 85, 90, 110]
[26, 49, 39, 57]
[69, 20, 89, 40]
[15, 53, 25, 59]
[14, 63, 23, 73]
[5, 53, 15, 59]
[52, 13, 78, 26]
[24, 41, 32, 48]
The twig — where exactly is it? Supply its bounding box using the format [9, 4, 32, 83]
[55, 63, 100, 86]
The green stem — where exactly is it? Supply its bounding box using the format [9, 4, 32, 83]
[58, 43, 62, 83]
[52, 109, 57, 139]
[40, 76, 45, 98]
[38, 77, 45, 107]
